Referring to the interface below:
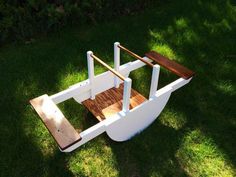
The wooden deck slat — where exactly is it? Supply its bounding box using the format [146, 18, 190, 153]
[82, 84, 147, 121]
[30, 94, 81, 150]
[145, 51, 195, 79]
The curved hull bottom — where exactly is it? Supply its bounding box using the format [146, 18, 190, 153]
[105, 87, 172, 142]
[64, 87, 172, 152]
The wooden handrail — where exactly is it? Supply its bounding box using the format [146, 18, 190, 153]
[118, 44, 154, 67]
[91, 54, 125, 81]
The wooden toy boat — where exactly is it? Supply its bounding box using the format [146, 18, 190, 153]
[30, 42, 194, 152]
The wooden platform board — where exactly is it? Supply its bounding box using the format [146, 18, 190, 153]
[30, 94, 81, 150]
[82, 84, 147, 121]
[145, 51, 195, 79]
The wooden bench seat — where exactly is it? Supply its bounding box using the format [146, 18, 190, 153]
[145, 51, 195, 79]
[30, 94, 81, 150]
[82, 84, 147, 121]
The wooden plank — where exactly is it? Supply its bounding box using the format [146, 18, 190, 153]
[145, 51, 195, 79]
[118, 44, 154, 67]
[91, 54, 126, 81]
[82, 84, 147, 121]
[30, 94, 81, 150]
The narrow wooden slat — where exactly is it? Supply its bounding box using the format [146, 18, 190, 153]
[118, 45, 154, 67]
[145, 51, 195, 79]
[30, 94, 81, 150]
[91, 54, 125, 81]
[82, 84, 147, 121]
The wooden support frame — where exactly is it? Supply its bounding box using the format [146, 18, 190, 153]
[149, 64, 160, 99]
[90, 53, 125, 81]
[114, 42, 120, 88]
[90, 52, 133, 113]
[122, 78, 132, 112]
[87, 51, 95, 99]
[30, 42, 194, 152]
[50, 56, 153, 105]
[118, 43, 161, 100]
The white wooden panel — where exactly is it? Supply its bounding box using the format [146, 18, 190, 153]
[122, 78, 132, 112]
[149, 64, 160, 99]
[62, 121, 106, 152]
[87, 51, 95, 99]
[51, 57, 152, 104]
[50, 82, 90, 104]
[114, 42, 120, 88]
[106, 86, 172, 141]
[164, 77, 192, 92]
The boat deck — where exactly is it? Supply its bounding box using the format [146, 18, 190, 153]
[82, 84, 147, 121]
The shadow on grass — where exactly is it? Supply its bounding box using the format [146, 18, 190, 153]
[0, 0, 235, 176]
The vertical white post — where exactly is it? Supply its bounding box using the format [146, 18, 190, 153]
[122, 78, 132, 112]
[114, 42, 120, 88]
[87, 51, 95, 100]
[149, 64, 160, 99]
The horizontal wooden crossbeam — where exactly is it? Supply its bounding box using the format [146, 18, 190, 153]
[91, 54, 126, 81]
[118, 44, 154, 67]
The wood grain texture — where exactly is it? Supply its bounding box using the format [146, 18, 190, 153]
[118, 44, 154, 67]
[145, 51, 195, 79]
[30, 94, 81, 150]
[91, 54, 125, 81]
[82, 84, 147, 121]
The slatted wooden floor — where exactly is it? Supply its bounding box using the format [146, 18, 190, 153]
[82, 84, 147, 121]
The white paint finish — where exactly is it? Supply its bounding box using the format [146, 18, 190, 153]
[34, 42, 195, 153]
[165, 77, 192, 92]
[61, 75, 191, 152]
[62, 121, 106, 152]
[104, 77, 191, 142]
[149, 64, 160, 99]
[73, 70, 122, 103]
[122, 78, 132, 112]
[50, 59, 192, 104]
[106, 86, 172, 141]
[120, 57, 153, 73]
[51, 58, 151, 104]
[87, 51, 95, 99]
[50, 81, 90, 104]
[114, 42, 120, 88]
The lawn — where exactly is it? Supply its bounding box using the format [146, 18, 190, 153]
[0, 0, 235, 176]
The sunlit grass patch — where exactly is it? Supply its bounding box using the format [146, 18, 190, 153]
[175, 17, 188, 30]
[57, 99, 86, 133]
[176, 129, 236, 177]
[149, 30, 165, 43]
[129, 66, 151, 97]
[68, 137, 119, 177]
[24, 109, 57, 156]
[57, 60, 114, 91]
[15, 80, 57, 156]
[57, 64, 87, 90]
[159, 108, 187, 130]
[214, 80, 235, 95]
[149, 43, 177, 60]
[174, 17, 199, 44]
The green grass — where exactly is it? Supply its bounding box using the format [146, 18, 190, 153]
[0, 0, 236, 176]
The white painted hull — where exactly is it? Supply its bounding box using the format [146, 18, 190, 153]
[46, 42, 193, 152]
[105, 86, 172, 141]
